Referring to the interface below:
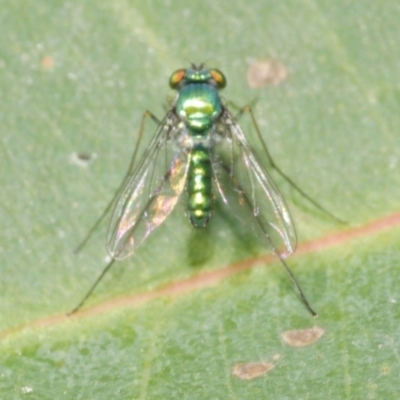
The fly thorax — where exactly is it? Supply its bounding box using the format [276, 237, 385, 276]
[175, 83, 222, 133]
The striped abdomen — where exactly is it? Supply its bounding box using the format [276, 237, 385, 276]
[188, 144, 213, 227]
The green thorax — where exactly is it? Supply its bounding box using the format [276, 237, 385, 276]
[170, 66, 226, 133]
[175, 84, 221, 132]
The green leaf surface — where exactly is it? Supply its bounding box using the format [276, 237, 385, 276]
[1, 1, 399, 398]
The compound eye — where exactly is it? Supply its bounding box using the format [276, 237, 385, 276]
[169, 69, 186, 89]
[209, 69, 226, 88]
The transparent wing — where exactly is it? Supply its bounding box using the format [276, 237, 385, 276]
[107, 111, 190, 260]
[211, 109, 297, 258]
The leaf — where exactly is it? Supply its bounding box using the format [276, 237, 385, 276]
[1, 1, 399, 398]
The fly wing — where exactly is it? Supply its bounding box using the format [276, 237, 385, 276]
[107, 112, 189, 260]
[211, 109, 297, 258]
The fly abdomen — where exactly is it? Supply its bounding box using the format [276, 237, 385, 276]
[188, 144, 213, 227]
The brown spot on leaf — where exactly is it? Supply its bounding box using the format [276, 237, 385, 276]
[232, 361, 275, 380]
[246, 59, 289, 88]
[282, 326, 325, 347]
[41, 55, 54, 70]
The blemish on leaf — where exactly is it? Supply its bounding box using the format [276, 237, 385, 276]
[70, 152, 97, 168]
[21, 386, 33, 394]
[281, 326, 325, 347]
[232, 361, 275, 380]
[246, 59, 289, 88]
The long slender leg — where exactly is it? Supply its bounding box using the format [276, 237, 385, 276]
[229, 104, 346, 224]
[68, 165, 175, 314]
[74, 111, 162, 253]
[68, 258, 116, 315]
[220, 162, 317, 316]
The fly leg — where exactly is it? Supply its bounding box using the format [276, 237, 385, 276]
[68, 163, 174, 315]
[219, 161, 317, 316]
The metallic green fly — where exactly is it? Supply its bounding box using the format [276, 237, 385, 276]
[71, 64, 342, 315]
